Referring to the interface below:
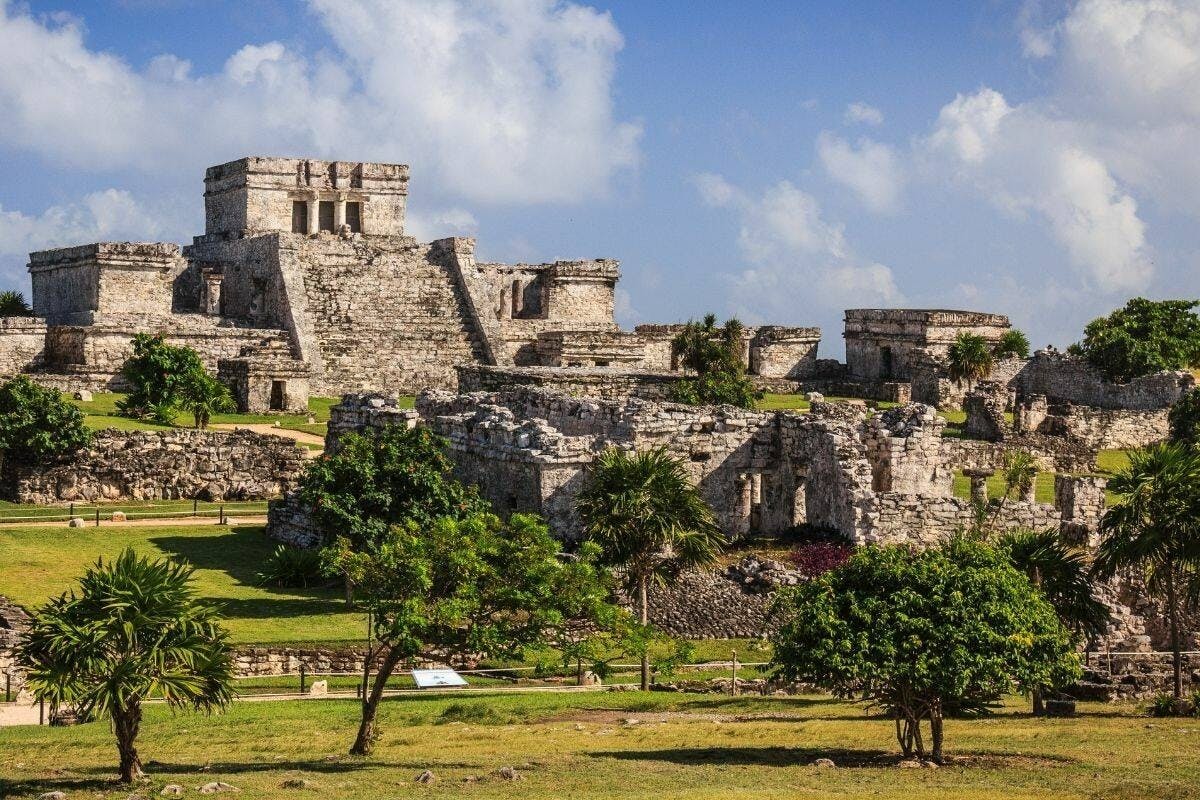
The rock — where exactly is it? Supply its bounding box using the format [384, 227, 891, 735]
[37, 793, 66, 800]
[160, 787, 185, 797]
[198, 782, 240, 794]
[494, 766, 522, 781]
[308, 679, 328, 696]
[1045, 698, 1076, 716]
[923, 760, 940, 769]
[67, 517, 86, 528]
[414, 770, 435, 784]
[898, 759, 922, 769]
[280, 778, 315, 789]
[580, 670, 602, 686]
[812, 758, 835, 768]
[111, 510, 127, 522]
[74, 390, 93, 402]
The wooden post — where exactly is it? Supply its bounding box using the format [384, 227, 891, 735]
[95, 507, 100, 527]
[731, 650, 738, 697]
[300, 664, 307, 695]
[193, 498, 198, 517]
[4, 672, 10, 702]
[39, 698, 45, 725]
[219, 505, 226, 525]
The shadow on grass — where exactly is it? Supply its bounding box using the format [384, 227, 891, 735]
[202, 597, 350, 621]
[590, 745, 896, 768]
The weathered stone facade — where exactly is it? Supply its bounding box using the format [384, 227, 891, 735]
[10, 428, 307, 503]
[0, 596, 30, 699]
[0, 316, 46, 375]
[844, 308, 1011, 385]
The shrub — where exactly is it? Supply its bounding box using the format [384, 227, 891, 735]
[667, 314, 760, 409]
[788, 540, 853, 578]
[257, 545, 325, 588]
[117, 333, 206, 419]
[995, 329, 1030, 359]
[0, 290, 31, 316]
[947, 332, 995, 388]
[1168, 388, 1200, 446]
[1149, 692, 1188, 717]
[1070, 298, 1200, 382]
[0, 376, 91, 476]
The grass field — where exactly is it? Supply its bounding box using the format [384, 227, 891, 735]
[756, 394, 900, 412]
[951, 471, 1058, 504]
[0, 498, 269, 522]
[2, 691, 1194, 799]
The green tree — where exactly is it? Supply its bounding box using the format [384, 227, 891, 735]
[117, 334, 206, 421]
[576, 447, 723, 690]
[178, 370, 235, 429]
[947, 332, 995, 391]
[771, 538, 1079, 763]
[0, 290, 32, 316]
[1092, 442, 1200, 704]
[0, 376, 91, 481]
[1070, 298, 1200, 382]
[667, 314, 760, 408]
[997, 527, 1112, 713]
[1168, 388, 1200, 446]
[994, 328, 1030, 359]
[322, 512, 615, 756]
[1000, 450, 1039, 503]
[18, 549, 234, 783]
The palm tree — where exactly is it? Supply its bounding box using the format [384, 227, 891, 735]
[947, 332, 995, 391]
[1092, 442, 1200, 705]
[576, 447, 723, 690]
[998, 527, 1112, 713]
[18, 549, 234, 782]
[1001, 450, 1039, 503]
[0, 290, 31, 316]
[178, 371, 235, 429]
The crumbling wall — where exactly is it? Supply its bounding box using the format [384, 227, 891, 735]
[1015, 350, 1194, 410]
[0, 597, 30, 698]
[456, 364, 682, 401]
[0, 317, 47, 377]
[1016, 399, 1169, 450]
[12, 429, 307, 504]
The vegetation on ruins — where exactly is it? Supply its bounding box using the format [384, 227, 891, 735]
[1167, 387, 1200, 446]
[994, 328, 1030, 359]
[770, 538, 1079, 763]
[117, 334, 209, 423]
[0, 289, 32, 316]
[321, 512, 616, 756]
[177, 369, 235, 429]
[996, 527, 1112, 714]
[946, 332, 995, 390]
[1092, 442, 1200, 705]
[668, 314, 760, 409]
[577, 447, 723, 690]
[17, 548, 234, 783]
[0, 376, 91, 479]
[999, 449, 1038, 502]
[1070, 298, 1200, 382]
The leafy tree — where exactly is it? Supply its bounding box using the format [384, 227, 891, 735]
[771, 538, 1079, 763]
[668, 314, 760, 408]
[576, 447, 723, 690]
[117, 334, 206, 420]
[0, 290, 31, 316]
[18, 549, 234, 782]
[997, 527, 1112, 713]
[946, 332, 995, 391]
[1092, 442, 1200, 704]
[1070, 298, 1200, 382]
[322, 513, 616, 755]
[0, 376, 91, 480]
[178, 370, 234, 429]
[1168, 388, 1200, 446]
[994, 328, 1030, 359]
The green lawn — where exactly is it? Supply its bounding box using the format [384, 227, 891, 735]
[0, 524, 366, 646]
[756, 394, 900, 412]
[2, 691, 1194, 799]
[951, 471, 1058, 504]
[0, 499, 268, 522]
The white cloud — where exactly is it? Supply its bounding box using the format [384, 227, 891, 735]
[404, 207, 479, 242]
[926, 89, 1012, 164]
[844, 101, 884, 126]
[816, 132, 904, 213]
[1017, 0, 1058, 58]
[0, 189, 178, 257]
[695, 174, 901, 321]
[0, 0, 640, 205]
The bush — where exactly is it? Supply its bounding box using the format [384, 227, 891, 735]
[1168, 388, 1200, 446]
[257, 545, 325, 588]
[0, 376, 91, 476]
[117, 334, 206, 419]
[667, 314, 760, 409]
[1148, 692, 1191, 717]
[995, 329, 1030, 359]
[0, 290, 32, 316]
[788, 540, 853, 578]
[1070, 298, 1200, 382]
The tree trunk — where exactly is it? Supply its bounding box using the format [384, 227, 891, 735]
[639, 575, 650, 691]
[929, 704, 944, 764]
[344, 574, 354, 608]
[350, 645, 403, 756]
[113, 701, 144, 783]
[1032, 687, 1045, 716]
[1166, 568, 1183, 702]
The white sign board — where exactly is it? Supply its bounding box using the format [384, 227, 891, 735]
[412, 669, 468, 688]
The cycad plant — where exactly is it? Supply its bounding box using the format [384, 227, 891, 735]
[576, 447, 723, 690]
[1092, 442, 1200, 705]
[947, 332, 995, 391]
[18, 549, 234, 782]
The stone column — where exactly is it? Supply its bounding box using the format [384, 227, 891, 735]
[307, 192, 319, 234]
[962, 468, 993, 506]
[334, 193, 347, 229]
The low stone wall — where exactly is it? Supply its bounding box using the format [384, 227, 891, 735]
[267, 494, 325, 548]
[0, 316, 47, 377]
[457, 364, 683, 400]
[1039, 404, 1169, 450]
[944, 435, 1097, 474]
[234, 645, 379, 677]
[1016, 350, 1194, 410]
[11, 429, 307, 504]
[645, 571, 775, 639]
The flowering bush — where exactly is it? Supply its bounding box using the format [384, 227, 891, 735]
[788, 540, 853, 578]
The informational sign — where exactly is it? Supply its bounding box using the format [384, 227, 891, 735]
[412, 669, 468, 688]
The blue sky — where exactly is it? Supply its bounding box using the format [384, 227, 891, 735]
[1, 0, 1197, 357]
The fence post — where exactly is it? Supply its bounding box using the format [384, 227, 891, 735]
[1107, 645, 1112, 676]
[300, 664, 306, 695]
[193, 498, 198, 517]
[39, 698, 44, 725]
[5, 672, 10, 703]
[95, 507, 100, 527]
[731, 650, 738, 697]
[69, 502, 74, 519]
[219, 505, 226, 525]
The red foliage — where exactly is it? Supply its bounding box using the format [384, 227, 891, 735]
[788, 541, 853, 578]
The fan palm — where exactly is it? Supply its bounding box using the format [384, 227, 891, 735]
[18, 549, 234, 782]
[1091, 442, 1200, 703]
[947, 332, 995, 391]
[577, 447, 723, 690]
[1001, 450, 1039, 503]
[998, 527, 1112, 713]
[178, 371, 235, 429]
[0, 290, 31, 316]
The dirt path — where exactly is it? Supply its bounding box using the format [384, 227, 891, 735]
[0, 515, 268, 529]
[210, 423, 325, 450]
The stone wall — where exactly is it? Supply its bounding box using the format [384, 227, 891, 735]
[1015, 350, 1194, 410]
[11, 429, 307, 504]
[0, 317, 47, 377]
[456, 364, 683, 401]
[0, 597, 30, 698]
[1017, 398, 1169, 450]
[646, 571, 774, 639]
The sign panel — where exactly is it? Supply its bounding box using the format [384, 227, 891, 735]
[412, 669, 468, 688]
